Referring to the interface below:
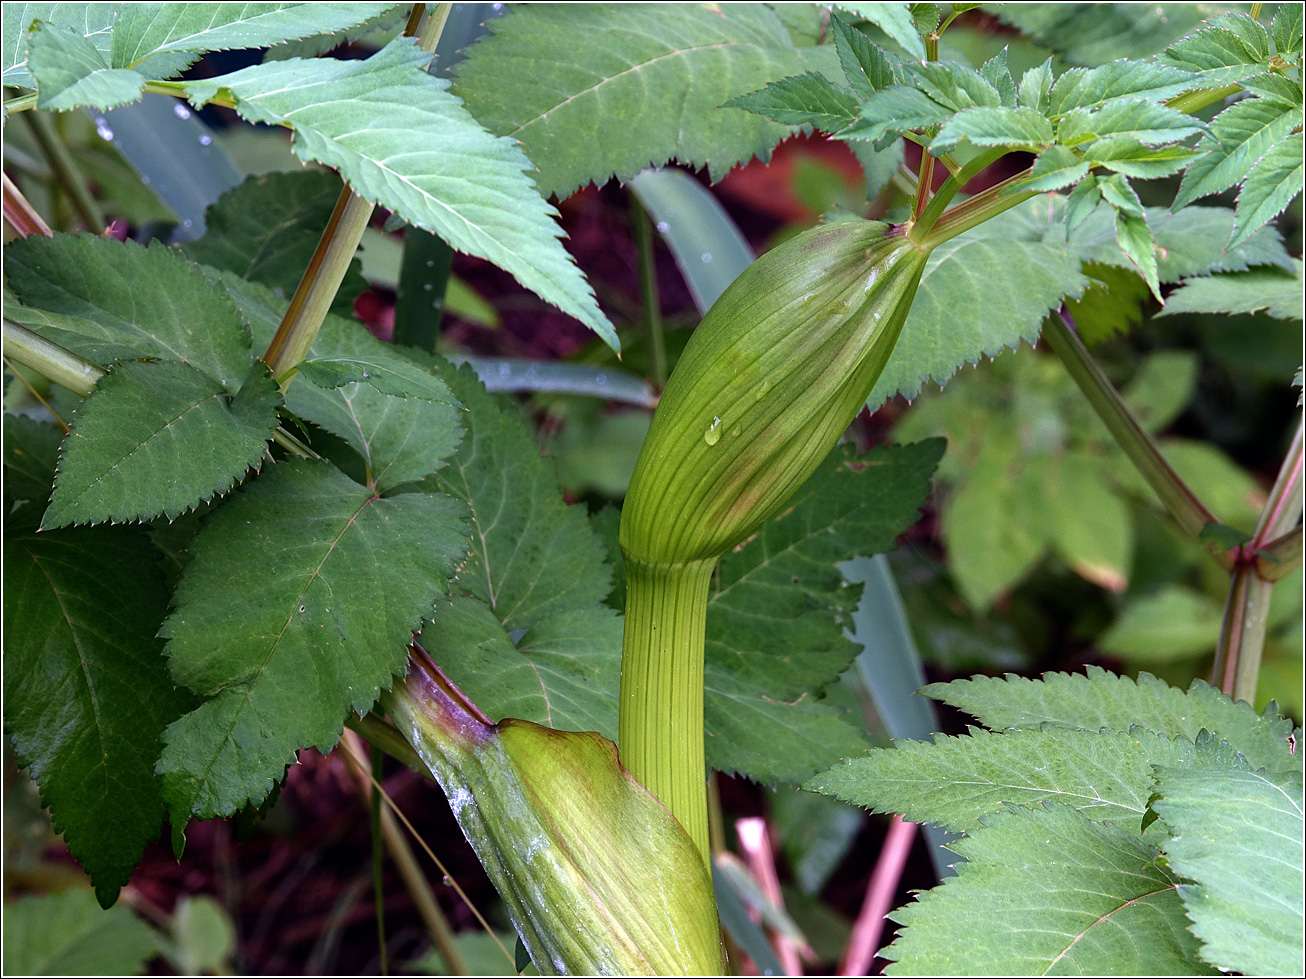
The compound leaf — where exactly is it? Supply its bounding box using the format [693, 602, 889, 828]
[451, 3, 833, 196]
[44, 360, 280, 528]
[4, 523, 191, 906]
[185, 39, 616, 350]
[881, 804, 1211, 975]
[157, 459, 469, 819]
[1151, 739, 1305, 976]
[1173, 97, 1303, 211]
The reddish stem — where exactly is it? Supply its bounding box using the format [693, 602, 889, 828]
[840, 816, 917, 976]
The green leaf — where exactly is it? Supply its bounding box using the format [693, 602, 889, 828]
[1159, 260, 1305, 321]
[1198, 520, 1254, 550]
[1122, 350, 1199, 433]
[1083, 137, 1202, 179]
[830, 13, 894, 99]
[806, 727, 1194, 832]
[1099, 172, 1144, 216]
[922, 666, 1300, 774]
[418, 595, 622, 740]
[180, 171, 369, 318]
[1045, 450, 1132, 591]
[834, 2, 925, 60]
[423, 363, 611, 631]
[1240, 71, 1303, 105]
[4, 524, 192, 905]
[722, 70, 861, 132]
[1163, 21, 1279, 86]
[1232, 133, 1305, 248]
[1172, 97, 1303, 210]
[110, 3, 395, 77]
[908, 61, 1002, 111]
[1017, 57, 1053, 114]
[868, 197, 1091, 407]
[43, 361, 280, 528]
[1065, 261, 1152, 346]
[880, 804, 1211, 975]
[1151, 740, 1305, 977]
[930, 105, 1053, 153]
[26, 20, 145, 111]
[185, 39, 617, 351]
[940, 430, 1049, 610]
[1014, 145, 1088, 192]
[157, 459, 469, 818]
[978, 48, 1017, 108]
[1058, 98, 1206, 146]
[3, 413, 62, 507]
[704, 440, 944, 782]
[2, 890, 158, 975]
[1273, 2, 1304, 57]
[1064, 176, 1102, 229]
[1047, 60, 1201, 114]
[1099, 585, 1226, 662]
[452, 3, 832, 196]
[1114, 209, 1161, 300]
[5, 234, 253, 387]
[3, 4, 118, 89]
[839, 85, 952, 143]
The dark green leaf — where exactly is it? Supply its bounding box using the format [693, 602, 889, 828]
[157, 459, 469, 818]
[1151, 739, 1304, 977]
[181, 170, 369, 318]
[922, 666, 1301, 774]
[1272, 2, 1304, 56]
[424, 362, 611, 632]
[908, 61, 1002, 111]
[1058, 98, 1206, 146]
[1065, 260, 1151, 346]
[839, 85, 952, 142]
[1099, 172, 1144, 216]
[704, 440, 944, 782]
[1240, 71, 1303, 105]
[1012, 145, 1088, 192]
[1, 890, 158, 974]
[835, 2, 925, 60]
[5, 234, 253, 387]
[452, 3, 834, 195]
[1163, 23, 1277, 86]
[44, 360, 280, 528]
[1199, 521, 1255, 549]
[1117, 208, 1163, 299]
[186, 39, 617, 350]
[4, 523, 192, 905]
[1064, 176, 1102, 229]
[806, 727, 1195, 832]
[880, 804, 1211, 975]
[3, 413, 62, 507]
[722, 71, 861, 132]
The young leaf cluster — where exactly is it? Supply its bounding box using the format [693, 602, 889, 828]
[805, 667, 1304, 975]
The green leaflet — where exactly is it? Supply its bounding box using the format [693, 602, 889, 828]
[157, 460, 469, 821]
[881, 804, 1212, 975]
[185, 38, 617, 351]
[1151, 738, 1305, 976]
[4, 519, 192, 906]
[451, 3, 837, 197]
[44, 360, 281, 528]
[2, 890, 158, 975]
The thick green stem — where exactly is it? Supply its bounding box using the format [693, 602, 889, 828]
[1043, 310, 1234, 571]
[913, 147, 1009, 237]
[22, 110, 105, 231]
[912, 167, 1040, 249]
[1166, 83, 1244, 115]
[3, 318, 105, 396]
[618, 558, 716, 867]
[630, 196, 667, 387]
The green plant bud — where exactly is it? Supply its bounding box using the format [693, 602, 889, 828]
[621, 219, 928, 568]
[382, 647, 722, 977]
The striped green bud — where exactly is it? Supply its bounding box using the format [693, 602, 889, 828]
[384, 648, 722, 976]
[621, 219, 927, 568]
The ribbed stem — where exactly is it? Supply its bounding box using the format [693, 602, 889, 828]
[618, 557, 716, 867]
